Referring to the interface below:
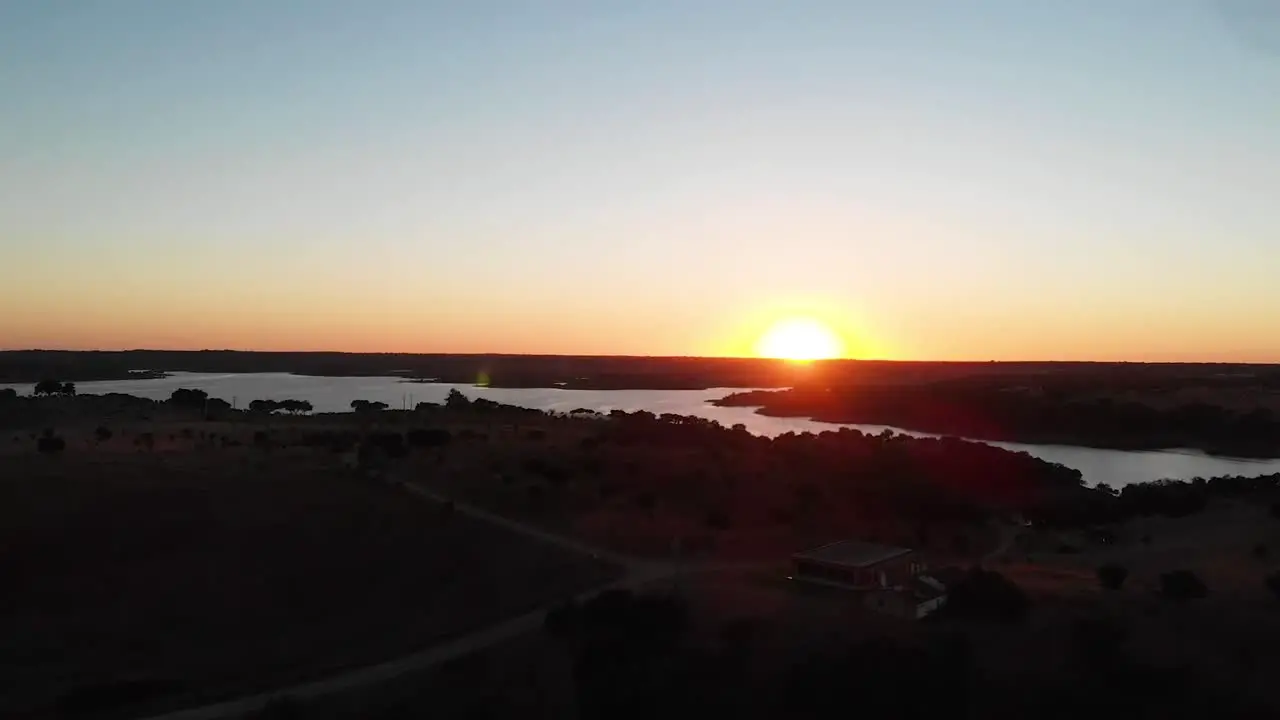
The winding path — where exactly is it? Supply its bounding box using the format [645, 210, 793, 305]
[139, 482, 763, 720]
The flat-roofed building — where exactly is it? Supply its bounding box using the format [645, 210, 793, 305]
[791, 540, 925, 590]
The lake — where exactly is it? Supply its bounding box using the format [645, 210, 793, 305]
[7, 372, 1280, 488]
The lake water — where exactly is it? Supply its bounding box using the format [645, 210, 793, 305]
[8, 372, 1280, 488]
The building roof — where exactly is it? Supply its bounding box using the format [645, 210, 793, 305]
[792, 540, 913, 568]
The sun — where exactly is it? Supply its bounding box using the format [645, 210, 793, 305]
[755, 317, 845, 361]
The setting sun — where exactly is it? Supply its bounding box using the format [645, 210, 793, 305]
[755, 318, 845, 361]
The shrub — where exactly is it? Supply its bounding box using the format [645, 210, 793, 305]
[94, 426, 113, 443]
[1160, 570, 1208, 601]
[37, 435, 66, 455]
[1096, 564, 1128, 590]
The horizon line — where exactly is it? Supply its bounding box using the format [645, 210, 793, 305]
[1, 348, 1276, 366]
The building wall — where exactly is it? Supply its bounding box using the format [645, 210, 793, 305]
[793, 552, 919, 589]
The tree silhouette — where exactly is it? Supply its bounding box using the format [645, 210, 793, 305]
[351, 399, 389, 413]
[169, 388, 208, 408]
[34, 379, 62, 396]
[61, 382, 76, 396]
[249, 399, 278, 414]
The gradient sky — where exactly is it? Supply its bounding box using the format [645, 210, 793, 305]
[2, 1, 1278, 360]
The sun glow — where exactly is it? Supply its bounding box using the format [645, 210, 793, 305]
[755, 317, 846, 361]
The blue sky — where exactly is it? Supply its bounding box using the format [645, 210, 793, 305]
[2, 1, 1278, 359]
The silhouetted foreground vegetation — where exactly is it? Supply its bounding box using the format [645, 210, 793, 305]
[6, 385, 1279, 536]
[259, 584, 1273, 719]
[719, 375, 1280, 457]
[0, 443, 616, 718]
[8, 385, 1280, 718]
[1043, 472, 1280, 527]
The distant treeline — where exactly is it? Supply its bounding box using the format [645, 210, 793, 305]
[6, 349, 1275, 391]
[0, 350, 800, 389]
[718, 383, 1280, 458]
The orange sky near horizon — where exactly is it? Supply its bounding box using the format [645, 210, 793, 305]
[4, 3, 1280, 364]
[5, 281, 1278, 363]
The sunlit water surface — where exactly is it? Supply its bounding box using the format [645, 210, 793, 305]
[7, 372, 1280, 488]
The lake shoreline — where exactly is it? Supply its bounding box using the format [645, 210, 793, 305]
[712, 396, 1280, 461]
[8, 371, 1280, 487]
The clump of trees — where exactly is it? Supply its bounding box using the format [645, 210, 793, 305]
[248, 398, 313, 414]
[34, 379, 75, 397]
[351, 399, 389, 413]
[168, 388, 208, 408]
[1040, 473, 1280, 528]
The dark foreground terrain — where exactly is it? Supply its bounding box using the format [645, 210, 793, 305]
[0, 439, 615, 719]
[6, 388, 1280, 719]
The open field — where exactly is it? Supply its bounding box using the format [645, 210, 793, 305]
[0, 439, 617, 719]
